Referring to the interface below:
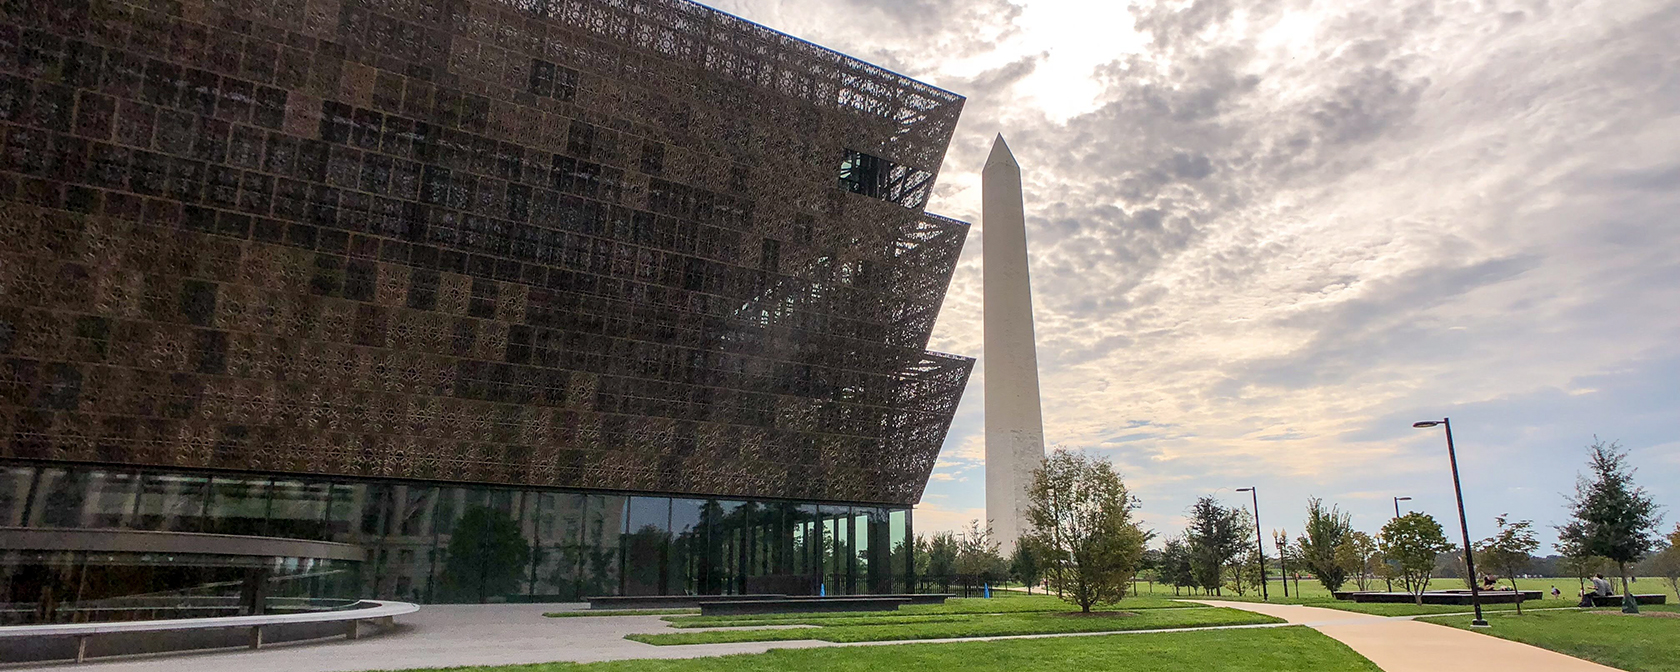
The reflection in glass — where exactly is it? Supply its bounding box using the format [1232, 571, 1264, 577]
[580, 494, 624, 598]
[0, 461, 920, 605]
[668, 498, 706, 596]
[622, 496, 669, 596]
[206, 476, 269, 536]
[0, 465, 34, 526]
[135, 472, 208, 532]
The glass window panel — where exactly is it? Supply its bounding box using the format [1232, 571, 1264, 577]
[866, 507, 892, 594]
[0, 465, 33, 526]
[709, 500, 746, 595]
[205, 476, 270, 536]
[821, 505, 850, 594]
[668, 498, 706, 596]
[70, 470, 141, 528]
[434, 490, 532, 603]
[622, 496, 668, 596]
[533, 492, 584, 600]
[325, 482, 360, 541]
[26, 467, 87, 528]
[580, 494, 624, 597]
[135, 472, 208, 532]
[266, 479, 331, 539]
[890, 509, 911, 593]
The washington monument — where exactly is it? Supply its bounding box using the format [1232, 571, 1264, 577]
[983, 135, 1046, 553]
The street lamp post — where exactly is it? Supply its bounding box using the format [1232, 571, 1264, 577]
[1414, 418, 1487, 627]
[1387, 496, 1411, 592]
[1236, 487, 1268, 601]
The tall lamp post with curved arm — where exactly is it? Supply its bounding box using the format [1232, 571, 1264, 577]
[1413, 418, 1488, 627]
[1235, 487, 1268, 601]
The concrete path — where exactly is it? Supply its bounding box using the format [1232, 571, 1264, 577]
[1194, 600, 1619, 672]
[4, 603, 839, 672]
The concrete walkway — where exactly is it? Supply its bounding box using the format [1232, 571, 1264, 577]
[3, 603, 838, 672]
[1194, 600, 1619, 672]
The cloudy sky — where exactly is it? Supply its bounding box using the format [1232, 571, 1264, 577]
[707, 0, 1680, 549]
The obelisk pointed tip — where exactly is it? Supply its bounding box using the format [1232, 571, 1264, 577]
[985, 134, 1019, 171]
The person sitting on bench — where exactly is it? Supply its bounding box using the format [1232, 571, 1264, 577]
[1578, 573, 1615, 606]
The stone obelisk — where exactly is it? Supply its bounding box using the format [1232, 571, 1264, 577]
[983, 135, 1046, 554]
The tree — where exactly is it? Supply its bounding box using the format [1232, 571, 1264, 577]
[954, 520, 1009, 595]
[1010, 538, 1046, 594]
[1556, 439, 1663, 613]
[1185, 496, 1246, 596]
[1380, 512, 1454, 605]
[1159, 535, 1196, 595]
[925, 531, 959, 592]
[1024, 449, 1152, 612]
[1297, 497, 1353, 592]
[1650, 525, 1680, 599]
[1476, 514, 1539, 612]
[442, 505, 532, 603]
[1224, 545, 1262, 596]
[1338, 531, 1381, 592]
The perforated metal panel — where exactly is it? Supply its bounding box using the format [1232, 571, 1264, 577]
[0, 0, 970, 505]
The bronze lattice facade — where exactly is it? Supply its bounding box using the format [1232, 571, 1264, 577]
[0, 0, 971, 507]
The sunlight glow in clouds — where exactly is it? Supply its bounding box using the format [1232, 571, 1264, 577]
[705, 0, 1680, 546]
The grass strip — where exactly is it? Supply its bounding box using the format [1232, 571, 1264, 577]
[1419, 605, 1680, 672]
[627, 606, 1280, 645]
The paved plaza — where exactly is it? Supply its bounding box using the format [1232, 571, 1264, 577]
[9, 601, 1625, 672]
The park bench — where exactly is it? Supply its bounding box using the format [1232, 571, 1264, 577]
[699, 597, 910, 616]
[0, 599, 417, 664]
[1346, 590, 1543, 604]
[877, 593, 952, 605]
[586, 594, 787, 610]
[1586, 594, 1668, 607]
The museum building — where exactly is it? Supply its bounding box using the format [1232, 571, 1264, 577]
[0, 0, 971, 621]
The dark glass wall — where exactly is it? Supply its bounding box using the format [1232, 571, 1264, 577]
[1, 461, 911, 608]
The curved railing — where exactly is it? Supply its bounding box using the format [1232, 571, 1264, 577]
[0, 600, 419, 664]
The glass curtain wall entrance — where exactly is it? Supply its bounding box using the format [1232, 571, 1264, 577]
[1, 462, 915, 606]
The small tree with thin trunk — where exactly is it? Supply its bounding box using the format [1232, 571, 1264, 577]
[1556, 439, 1663, 613]
[1381, 512, 1453, 605]
[1476, 515, 1539, 613]
[1339, 531, 1380, 592]
[1651, 525, 1680, 599]
[1555, 535, 1608, 596]
[1025, 449, 1151, 612]
[1010, 537, 1045, 594]
[926, 531, 959, 593]
[1297, 497, 1353, 592]
[954, 520, 1009, 595]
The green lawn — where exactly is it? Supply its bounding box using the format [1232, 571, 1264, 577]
[1173, 576, 1678, 617]
[627, 606, 1280, 645]
[1419, 605, 1680, 672]
[421, 626, 1380, 672]
[655, 592, 1191, 629]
